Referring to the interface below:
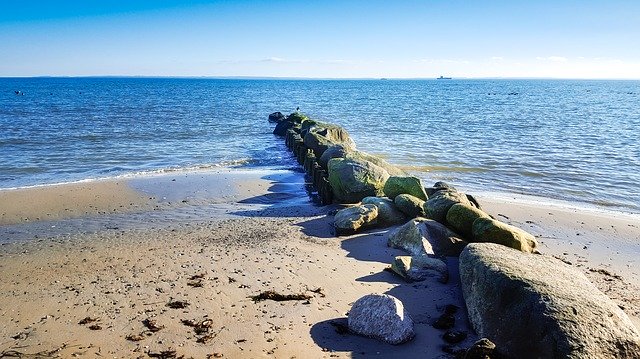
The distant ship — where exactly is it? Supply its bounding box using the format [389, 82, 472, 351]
[437, 75, 452, 80]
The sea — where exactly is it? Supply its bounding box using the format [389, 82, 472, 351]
[1, 77, 639, 213]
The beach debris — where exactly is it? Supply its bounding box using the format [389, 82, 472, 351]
[146, 349, 183, 359]
[207, 353, 224, 358]
[142, 319, 164, 332]
[308, 287, 326, 297]
[125, 333, 146, 341]
[460, 243, 640, 358]
[181, 319, 224, 343]
[348, 293, 415, 345]
[0, 343, 75, 358]
[333, 204, 378, 236]
[88, 324, 102, 330]
[443, 330, 468, 344]
[78, 316, 98, 325]
[166, 300, 190, 309]
[433, 312, 456, 330]
[390, 255, 449, 283]
[250, 291, 312, 303]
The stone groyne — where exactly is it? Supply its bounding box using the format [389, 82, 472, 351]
[269, 111, 640, 358]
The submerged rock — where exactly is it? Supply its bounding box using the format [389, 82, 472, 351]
[348, 294, 415, 345]
[273, 120, 295, 136]
[390, 255, 448, 283]
[361, 196, 406, 225]
[471, 217, 537, 252]
[268, 111, 286, 123]
[460, 243, 640, 359]
[383, 176, 428, 201]
[394, 194, 426, 218]
[328, 158, 390, 204]
[424, 190, 472, 224]
[446, 203, 490, 240]
[334, 204, 378, 236]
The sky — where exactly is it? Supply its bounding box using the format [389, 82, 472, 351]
[1, 0, 639, 78]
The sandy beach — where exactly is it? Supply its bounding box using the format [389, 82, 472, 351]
[1, 168, 639, 358]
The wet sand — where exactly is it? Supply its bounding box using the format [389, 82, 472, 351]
[0, 168, 638, 358]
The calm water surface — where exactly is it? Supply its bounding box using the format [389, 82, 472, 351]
[1, 78, 638, 212]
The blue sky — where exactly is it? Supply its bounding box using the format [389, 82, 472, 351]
[1, 0, 639, 78]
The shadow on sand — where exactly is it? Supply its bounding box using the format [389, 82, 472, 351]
[310, 229, 478, 357]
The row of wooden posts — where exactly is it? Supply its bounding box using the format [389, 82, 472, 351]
[284, 128, 334, 205]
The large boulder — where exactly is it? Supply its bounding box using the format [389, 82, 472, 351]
[394, 194, 426, 218]
[344, 151, 405, 176]
[268, 111, 286, 123]
[303, 123, 355, 158]
[361, 197, 406, 225]
[390, 255, 448, 283]
[334, 204, 378, 236]
[446, 203, 490, 240]
[424, 190, 472, 224]
[460, 243, 640, 359]
[328, 158, 390, 204]
[319, 144, 351, 170]
[286, 111, 308, 123]
[472, 217, 537, 253]
[348, 294, 415, 345]
[388, 218, 467, 257]
[383, 176, 428, 201]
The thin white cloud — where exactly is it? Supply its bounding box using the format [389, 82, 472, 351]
[415, 58, 472, 65]
[491, 56, 504, 61]
[536, 56, 568, 62]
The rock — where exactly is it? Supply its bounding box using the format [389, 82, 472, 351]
[334, 204, 378, 236]
[383, 176, 428, 201]
[273, 120, 295, 136]
[446, 203, 490, 240]
[394, 194, 426, 218]
[286, 111, 308, 123]
[348, 294, 415, 345]
[443, 330, 468, 344]
[460, 243, 640, 359]
[303, 124, 354, 159]
[390, 255, 448, 283]
[361, 197, 406, 225]
[319, 144, 351, 170]
[464, 338, 497, 359]
[425, 181, 457, 197]
[388, 218, 467, 257]
[424, 190, 471, 224]
[328, 158, 390, 204]
[466, 194, 482, 210]
[344, 150, 405, 176]
[268, 111, 286, 123]
[433, 312, 456, 330]
[471, 217, 537, 252]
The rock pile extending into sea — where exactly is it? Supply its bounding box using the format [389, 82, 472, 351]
[270, 111, 640, 358]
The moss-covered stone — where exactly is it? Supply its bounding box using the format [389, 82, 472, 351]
[334, 204, 378, 236]
[383, 176, 428, 201]
[471, 217, 538, 253]
[344, 151, 405, 176]
[287, 111, 309, 123]
[424, 190, 471, 224]
[394, 194, 426, 218]
[328, 158, 390, 204]
[446, 203, 490, 239]
[319, 144, 352, 170]
[361, 197, 406, 225]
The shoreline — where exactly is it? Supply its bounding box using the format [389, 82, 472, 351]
[1, 166, 639, 356]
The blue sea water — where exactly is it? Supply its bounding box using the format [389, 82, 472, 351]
[1, 77, 639, 212]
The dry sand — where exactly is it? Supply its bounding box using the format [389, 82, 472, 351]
[0, 168, 638, 358]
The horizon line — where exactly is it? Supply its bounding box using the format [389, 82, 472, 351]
[2, 75, 640, 81]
